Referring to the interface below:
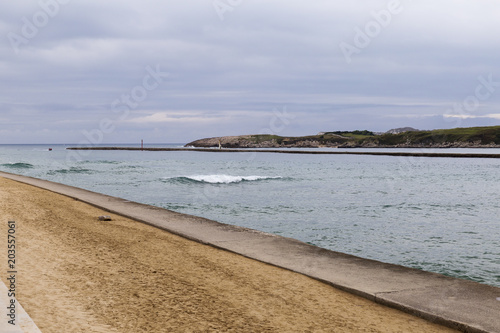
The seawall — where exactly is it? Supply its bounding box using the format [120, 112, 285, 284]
[66, 147, 500, 159]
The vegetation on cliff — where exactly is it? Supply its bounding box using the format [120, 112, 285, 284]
[185, 126, 500, 148]
[365, 126, 500, 147]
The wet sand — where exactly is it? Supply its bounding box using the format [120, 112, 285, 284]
[0, 176, 458, 332]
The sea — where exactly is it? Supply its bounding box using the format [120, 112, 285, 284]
[1, 144, 499, 288]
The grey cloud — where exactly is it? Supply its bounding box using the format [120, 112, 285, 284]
[1, 1, 499, 143]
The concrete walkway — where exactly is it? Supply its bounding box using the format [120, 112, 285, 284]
[2, 171, 500, 333]
[0, 281, 41, 333]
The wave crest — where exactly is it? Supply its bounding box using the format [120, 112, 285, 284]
[48, 167, 94, 175]
[1, 162, 34, 169]
[164, 175, 283, 184]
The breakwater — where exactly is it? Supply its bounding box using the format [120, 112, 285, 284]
[66, 147, 500, 158]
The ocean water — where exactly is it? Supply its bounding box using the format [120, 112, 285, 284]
[1, 144, 499, 287]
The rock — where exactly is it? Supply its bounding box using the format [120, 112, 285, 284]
[98, 216, 112, 221]
[386, 127, 420, 134]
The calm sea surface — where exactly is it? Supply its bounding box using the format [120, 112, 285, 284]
[1, 144, 499, 287]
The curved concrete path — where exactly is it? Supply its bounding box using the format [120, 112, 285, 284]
[1, 171, 499, 333]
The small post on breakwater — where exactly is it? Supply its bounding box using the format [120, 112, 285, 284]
[141, 139, 144, 151]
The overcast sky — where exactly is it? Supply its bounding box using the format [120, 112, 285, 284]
[1, 1, 500, 144]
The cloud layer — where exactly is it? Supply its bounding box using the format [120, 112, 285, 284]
[1, 0, 499, 143]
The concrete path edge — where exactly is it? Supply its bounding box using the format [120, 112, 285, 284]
[1, 171, 499, 333]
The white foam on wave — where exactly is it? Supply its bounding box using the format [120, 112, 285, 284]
[169, 175, 283, 184]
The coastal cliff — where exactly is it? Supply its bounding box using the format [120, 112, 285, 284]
[185, 126, 500, 148]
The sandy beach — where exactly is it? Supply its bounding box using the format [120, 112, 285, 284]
[0, 176, 458, 333]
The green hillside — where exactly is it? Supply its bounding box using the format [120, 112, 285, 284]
[358, 126, 500, 146]
[186, 126, 500, 148]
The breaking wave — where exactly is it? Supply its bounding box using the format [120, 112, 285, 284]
[47, 167, 94, 175]
[163, 175, 283, 184]
[1, 162, 34, 169]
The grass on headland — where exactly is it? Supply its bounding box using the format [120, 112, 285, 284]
[256, 126, 500, 146]
[186, 126, 500, 148]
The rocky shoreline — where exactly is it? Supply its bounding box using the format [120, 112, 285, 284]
[185, 126, 500, 149]
[185, 136, 500, 149]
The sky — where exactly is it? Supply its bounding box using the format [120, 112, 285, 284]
[1, 0, 500, 144]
